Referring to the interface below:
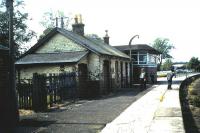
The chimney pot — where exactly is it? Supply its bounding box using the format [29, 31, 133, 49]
[79, 14, 82, 23]
[74, 15, 78, 24]
[72, 14, 85, 36]
[103, 30, 109, 45]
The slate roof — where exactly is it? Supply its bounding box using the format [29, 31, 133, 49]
[15, 51, 88, 65]
[114, 44, 161, 55]
[23, 28, 130, 59]
[0, 44, 9, 50]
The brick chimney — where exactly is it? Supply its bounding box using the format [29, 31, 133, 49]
[72, 14, 85, 36]
[103, 30, 109, 45]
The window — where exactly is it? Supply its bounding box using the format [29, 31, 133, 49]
[139, 54, 147, 64]
[148, 54, 156, 64]
[132, 54, 138, 64]
[131, 51, 147, 65]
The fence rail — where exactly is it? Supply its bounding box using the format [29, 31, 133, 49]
[17, 72, 77, 112]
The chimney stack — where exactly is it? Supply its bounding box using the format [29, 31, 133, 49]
[72, 14, 85, 36]
[103, 30, 109, 45]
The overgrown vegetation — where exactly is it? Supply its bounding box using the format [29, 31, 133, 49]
[39, 10, 71, 39]
[161, 59, 173, 71]
[180, 76, 200, 133]
[187, 79, 200, 107]
[187, 57, 200, 72]
[151, 38, 174, 70]
[0, 0, 36, 57]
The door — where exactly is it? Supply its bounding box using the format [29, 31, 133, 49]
[103, 60, 111, 93]
[78, 63, 88, 97]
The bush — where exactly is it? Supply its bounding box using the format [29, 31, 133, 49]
[189, 96, 200, 107]
[188, 86, 198, 95]
[193, 96, 200, 107]
[190, 89, 198, 95]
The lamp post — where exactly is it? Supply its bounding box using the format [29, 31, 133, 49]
[129, 35, 139, 88]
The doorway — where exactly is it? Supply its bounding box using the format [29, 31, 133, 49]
[78, 63, 88, 97]
[103, 60, 111, 93]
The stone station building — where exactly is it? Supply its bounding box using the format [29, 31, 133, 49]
[15, 17, 130, 97]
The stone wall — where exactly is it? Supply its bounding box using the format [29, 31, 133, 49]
[88, 53, 100, 80]
[18, 64, 77, 79]
[36, 33, 86, 53]
[98, 56, 130, 94]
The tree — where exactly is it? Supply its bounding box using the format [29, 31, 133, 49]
[39, 10, 71, 39]
[151, 38, 174, 70]
[0, 0, 36, 57]
[188, 57, 200, 72]
[161, 59, 173, 71]
[86, 34, 104, 41]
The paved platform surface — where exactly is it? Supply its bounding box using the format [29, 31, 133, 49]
[101, 76, 186, 133]
[15, 86, 153, 133]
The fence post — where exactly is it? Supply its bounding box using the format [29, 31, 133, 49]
[59, 73, 63, 102]
[73, 72, 77, 102]
[53, 74, 57, 103]
[32, 73, 47, 112]
[41, 74, 47, 111]
[28, 80, 32, 109]
[32, 73, 39, 111]
[49, 74, 53, 107]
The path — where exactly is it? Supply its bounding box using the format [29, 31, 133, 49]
[101, 76, 186, 133]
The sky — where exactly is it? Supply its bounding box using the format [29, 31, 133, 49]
[22, 0, 200, 62]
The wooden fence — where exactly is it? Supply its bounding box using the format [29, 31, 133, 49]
[17, 72, 77, 112]
[17, 79, 32, 109]
[17, 71, 129, 111]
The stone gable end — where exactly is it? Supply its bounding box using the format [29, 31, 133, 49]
[36, 33, 86, 53]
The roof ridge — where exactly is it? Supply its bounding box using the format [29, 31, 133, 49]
[85, 35, 130, 58]
[57, 28, 130, 58]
